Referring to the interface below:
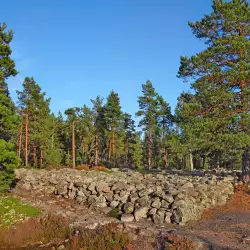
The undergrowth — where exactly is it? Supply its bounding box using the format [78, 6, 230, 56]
[0, 197, 40, 227]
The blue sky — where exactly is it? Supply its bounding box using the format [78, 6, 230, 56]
[3, 0, 212, 118]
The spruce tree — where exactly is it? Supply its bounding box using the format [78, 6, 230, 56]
[178, 0, 250, 175]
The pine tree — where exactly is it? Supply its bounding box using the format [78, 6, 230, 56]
[136, 81, 159, 169]
[42, 114, 63, 166]
[0, 22, 19, 191]
[17, 77, 51, 167]
[64, 108, 77, 168]
[123, 113, 136, 168]
[76, 105, 94, 165]
[178, 0, 250, 175]
[131, 133, 143, 169]
[157, 95, 174, 168]
[0, 23, 18, 141]
[91, 96, 106, 166]
[104, 90, 124, 167]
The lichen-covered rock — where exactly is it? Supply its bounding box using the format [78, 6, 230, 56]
[121, 214, 134, 222]
[123, 202, 134, 214]
[134, 207, 149, 221]
[15, 168, 236, 225]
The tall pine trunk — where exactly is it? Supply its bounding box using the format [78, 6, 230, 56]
[164, 148, 168, 169]
[18, 120, 23, 158]
[147, 131, 152, 169]
[94, 134, 99, 166]
[112, 130, 115, 167]
[72, 120, 75, 168]
[40, 148, 43, 168]
[33, 145, 37, 167]
[242, 148, 249, 181]
[81, 143, 85, 165]
[239, 36, 249, 181]
[189, 151, 194, 170]
[108, 139, 111, 165]
[202, 154, 208, 170]
[25, 111, 29, 166]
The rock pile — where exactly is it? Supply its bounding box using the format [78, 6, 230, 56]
[15, 168, 235, 225]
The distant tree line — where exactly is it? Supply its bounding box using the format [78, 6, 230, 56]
[0, 0, 249, 191]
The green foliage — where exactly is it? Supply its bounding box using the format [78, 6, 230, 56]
[177, 0, 250, 171]
[137, 81, 173, 169]
[0, 23, 19, 192]
[131, 133, 143, 169]
[17, 77, 63, 167]
[0, 140, 19, 193]
[0, 197, 40, 227]
[104, 90, 124, 167]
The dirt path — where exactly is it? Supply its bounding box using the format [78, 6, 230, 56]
[11, 185, 250, 250]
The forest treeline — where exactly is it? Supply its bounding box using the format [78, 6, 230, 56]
[0, 0, 250, 191]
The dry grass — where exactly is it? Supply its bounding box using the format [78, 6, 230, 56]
[76, 165, 90, 171]
[76, 165, 111, 172]
[67, 223, 131, 250]
[0, 214, 70, 248]
[159, 235, 196, 250]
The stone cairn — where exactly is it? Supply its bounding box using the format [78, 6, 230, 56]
[15, 168, 236, 225]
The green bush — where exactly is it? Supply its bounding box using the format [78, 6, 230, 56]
[0, 139, 19, 193]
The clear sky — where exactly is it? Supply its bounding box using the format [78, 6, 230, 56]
[3, 0, 212, 118]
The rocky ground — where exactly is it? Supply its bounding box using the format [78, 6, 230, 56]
[8, 183, 250, 250]
[15, 168, 236, 225]
[1, 168, 249, 249]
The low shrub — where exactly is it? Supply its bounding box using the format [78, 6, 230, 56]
[76, 165, 90, 171]
[91, 166, 110, 172]
[159, 235, 196, 250]
[0, 214, 70, 248]
[68, 223, 131, 250]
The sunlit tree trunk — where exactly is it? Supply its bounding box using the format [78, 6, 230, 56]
[94, 134, 99, 166]
[33, 145, 37, 167]
[164, 148, 169, 169]
[40, 148, 43, 168]
[18, 120, 23, 158]
[25, 111, 29, 166]
[72, 120, 75, 168]
[147, 131, 152, 169]
[189, 151, 193, 170]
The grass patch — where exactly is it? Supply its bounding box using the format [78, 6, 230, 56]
[0, 197, 40, 227]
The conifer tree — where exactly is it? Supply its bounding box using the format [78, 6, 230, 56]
[178, 0, 250, 175]
[91, 96, 106, 166]
[17, 77, 51, 167]
[136, 81, 159, 169]
[64, 108, 77, 168]
[104, 90, 124, 167]
[123, 113, 137, 168]
[131, 133, 143, 169]
[0, 22, 19, 191]
[157, 95, 174, 168]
